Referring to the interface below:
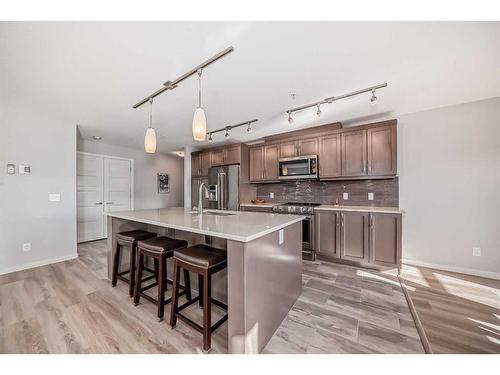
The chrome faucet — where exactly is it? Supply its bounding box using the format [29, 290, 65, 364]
[198, 182, 209, 215]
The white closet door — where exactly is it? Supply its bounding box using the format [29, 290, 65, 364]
[103, 157, 132, 237]
[77, 154, 105, 242]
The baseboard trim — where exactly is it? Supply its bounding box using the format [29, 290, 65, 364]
[402, 258, 500, 281]
[0, 253, 79, 276]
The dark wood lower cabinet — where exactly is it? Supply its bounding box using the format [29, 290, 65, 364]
[315, 210, 401, 269]
[339, 211, 369, 263]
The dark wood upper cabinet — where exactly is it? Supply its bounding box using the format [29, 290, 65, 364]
[263, 144, 279, 181]
[340, 211, 369, 263]
[224, 145, 241, 165]
[298, 137, 318, 156]
[369, 213, 401, 267]
[367, 125, 397, 176]
[210, 149, 225, 167]
[191, 151, 211, 177]
[318, 134, 341, 178]
[249, 146, 264, 182]
[341, 130, 367, 177]
[315, 211, 340, 258]
[279, 141, 297, 158]
[200, 152, 211, 176]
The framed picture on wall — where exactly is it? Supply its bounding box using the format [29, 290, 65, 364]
[157, 173, 169, 193]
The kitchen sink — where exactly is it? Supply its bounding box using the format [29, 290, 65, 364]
[187, 210, 236, 216]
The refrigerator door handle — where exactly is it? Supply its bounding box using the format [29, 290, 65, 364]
[219, 172, 227, 210]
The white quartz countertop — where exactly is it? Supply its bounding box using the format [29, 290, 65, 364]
[106, 207, 304, 243]
[314, 205, 405, 214]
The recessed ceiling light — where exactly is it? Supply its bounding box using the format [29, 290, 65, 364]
[92, 136, 102, 140]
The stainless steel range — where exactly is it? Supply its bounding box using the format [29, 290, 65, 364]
[273, 202, 320, 261]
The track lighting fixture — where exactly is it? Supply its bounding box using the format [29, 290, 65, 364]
[205, 119, 258, 142]
[285, 83, 387, 123]
[144, 98, 157, 154]
[370, 89, 378, 106]
[316, 104, 322, 117]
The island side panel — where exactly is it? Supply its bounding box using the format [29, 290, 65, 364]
[227, 221, 302, 353]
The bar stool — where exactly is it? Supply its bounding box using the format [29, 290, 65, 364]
[134, 236, 191, 321]
[112, 229, 157, 296]
[169, 244, 228, 352]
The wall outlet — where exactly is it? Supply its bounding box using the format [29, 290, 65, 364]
[19, 165, 31, 174]
[343, 192, 349, 200]
[23, 243, 31, 252]
[278, 229, 284, 245]
[7, 164, 15, 174]
[472, 247, 482, 257]
[49, 193, 61, 202]
[270, 192, 274, 199]
[368, 192, 374, 201]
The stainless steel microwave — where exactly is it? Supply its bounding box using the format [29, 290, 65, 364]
[278, 155, 318, 180]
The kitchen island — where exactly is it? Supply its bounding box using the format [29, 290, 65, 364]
[106, 207, 304, 354]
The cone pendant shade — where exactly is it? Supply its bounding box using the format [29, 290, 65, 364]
[144, 127, 157, 153]
[192, 107, 207, 141]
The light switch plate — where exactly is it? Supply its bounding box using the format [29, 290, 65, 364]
[278, 229, 284, 245]
[270, 192, 274, 199]
[49, 193, 61, 202]
[343, 192, 349, 200]
[19, 165, 31, 174]
[472, 247, 482, 257]
[368, 192, 374, 201]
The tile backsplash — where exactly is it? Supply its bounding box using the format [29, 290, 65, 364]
[255, 178, 399, 207]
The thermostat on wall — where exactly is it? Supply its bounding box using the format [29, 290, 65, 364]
[7, 164, 15, 174]
[19, 165, 31, 174]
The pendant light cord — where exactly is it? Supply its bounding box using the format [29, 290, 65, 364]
[197, 69, 202, 108]
[149, 97, 153, 128]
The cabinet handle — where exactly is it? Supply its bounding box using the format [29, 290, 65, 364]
[106, 202, 114, 205]
[95, 202, 103, 205]
[341, 213, 344, 227]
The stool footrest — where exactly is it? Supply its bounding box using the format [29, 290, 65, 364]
[176, 310, 228, 335]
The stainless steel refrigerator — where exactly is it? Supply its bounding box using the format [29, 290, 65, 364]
[207, 165, 240, 210]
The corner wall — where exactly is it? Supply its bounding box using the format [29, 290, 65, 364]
[398, 97, 500, 279]
[0, 105, 77, 274]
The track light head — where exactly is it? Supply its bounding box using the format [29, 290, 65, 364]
[246, 122, 252, 134]
[370, 89, 378, 106]
[225, 127, 230, 139]
[208, 133, 213, 143]
[287, 112, 293, 124]
[316, 104, 322, 117]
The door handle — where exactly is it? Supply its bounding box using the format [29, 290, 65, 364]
[95, 202, 103, 205]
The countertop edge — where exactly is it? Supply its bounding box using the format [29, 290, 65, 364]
[106, 212, 305, 242]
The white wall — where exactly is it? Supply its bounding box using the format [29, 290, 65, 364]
[77, 139, 184, 210]
[0, 104, 77, 274]
[399, 97, 500, 278]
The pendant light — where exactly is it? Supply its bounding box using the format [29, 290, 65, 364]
[144, 98, 157, 153]
[192, 69, 207, 141]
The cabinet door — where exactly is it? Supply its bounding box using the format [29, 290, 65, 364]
[263, 144, 279, 181]
[280, 141, 297, 158]
[224, 145, 241, 165]
[341, 130, 367, 177]
[369, 213, 401, 267]
[191, 153, 201, 177]
[340, 211, 369, 262]
[318, 134, 341, 178]
[210, 150, 224, 166]
[315, 211, 340, 258]
[249, 146, 264, 182]
[200, 152, 211, 177]
[298, 137, 318, 156]
[367, 125, 397, 176]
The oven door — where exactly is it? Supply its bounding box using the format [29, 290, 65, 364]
[278, 156, 317, 180]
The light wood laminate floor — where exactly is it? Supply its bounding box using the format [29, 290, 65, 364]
[0, 240, 423, 354]
[400, 265, 500, 353]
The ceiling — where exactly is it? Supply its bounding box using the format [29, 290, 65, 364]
[1, 21, 499, 154]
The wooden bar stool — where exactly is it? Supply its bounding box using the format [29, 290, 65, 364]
[112, 229, 157, 296]
[134, 236, 191, 321]
[169, 244, 228, 352]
